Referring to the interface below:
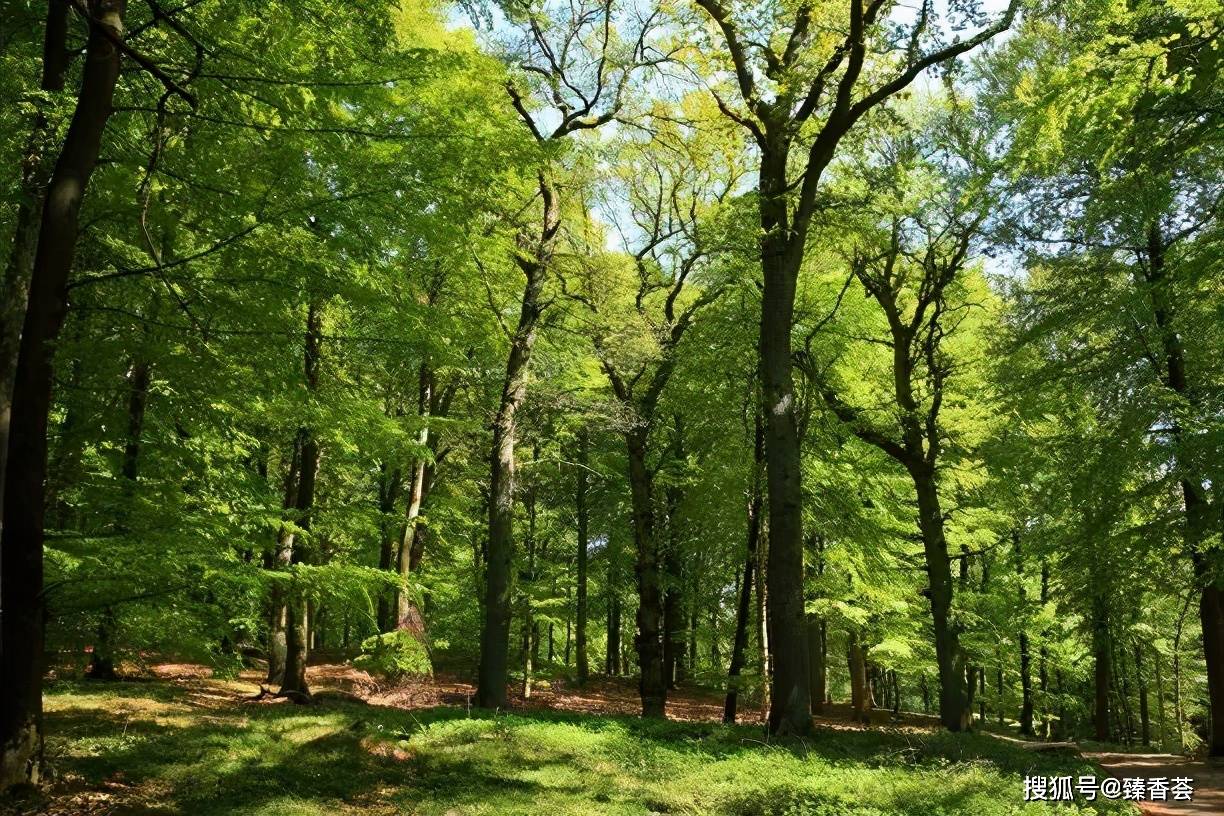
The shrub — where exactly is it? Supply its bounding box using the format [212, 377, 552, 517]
[352, 630, 432, 679]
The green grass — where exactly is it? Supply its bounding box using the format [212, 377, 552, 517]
[15, 679, 1137, 815]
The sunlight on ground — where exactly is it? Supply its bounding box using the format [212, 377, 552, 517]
[18, 676, 1139, 816]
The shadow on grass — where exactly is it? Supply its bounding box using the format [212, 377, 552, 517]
[19, 680, 1132, 816]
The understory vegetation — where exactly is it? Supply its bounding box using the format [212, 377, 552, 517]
[33, 679, 1129, 815]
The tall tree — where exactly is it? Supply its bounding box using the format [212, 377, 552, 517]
[691, 0, 1017, 734]
[476, 0, 655, 708]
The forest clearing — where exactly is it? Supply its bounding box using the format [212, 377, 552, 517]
[1, 0, 1222, 813]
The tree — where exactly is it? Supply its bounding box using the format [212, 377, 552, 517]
[689, 0, 1018, 734]
[476, 0, 658, 708]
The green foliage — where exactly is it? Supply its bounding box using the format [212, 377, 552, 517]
[353, 630, 434, 679]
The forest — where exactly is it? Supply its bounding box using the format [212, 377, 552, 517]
[1, 0, 1222, 813]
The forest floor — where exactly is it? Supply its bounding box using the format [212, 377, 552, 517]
[0, 660, 1160, 816]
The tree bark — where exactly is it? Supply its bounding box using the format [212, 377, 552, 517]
[606, 591, 620, 676]
[912, 465, 966, 731]
[848, 631, 869, 723]
[759, 221, 811, 735]
[375, 464, 402, 633]
[476, 174, 555, 709]
[1135, 643, 1150, 746]
[662, 480, 684, 691]
[575, 428, 589, 686]
[277, 301, 323, 701]
[266, 432, 302, 686]
[806, 615, 826, 715]
[88, 356, 150, 680]
[0, 0, 70, 540]
[724, 413, 764, 723]
[626, 429, 666, 717]
[1140, 224, 1224, 756]
[521, 450, 538, 700]
[1092, 595, 1110, 742]
[1014, 531, 1034, 735]
[1, 0, 125, 790]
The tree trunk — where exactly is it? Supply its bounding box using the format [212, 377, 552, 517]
[1156, 650, 1167, 749]
[88, 356, 150, 680]
[848, 631, 869, 723]
[277, 301, 323, 701]
[1019, 627, 1034, 736]
[755, 527, 770, 723]
[1135, 643, 1150, 746]
[1, 1, 125, 790]
[476, 174, 554, 709]
[724, 411, 763, 724]
[911, 466, 966, 731]
[662, 485, 684, 691]
[1092, 596, 1110, 742]
[521, 456, 538, 700]
[1039, 562, 1051, 737]
[1173, 590, 1190, 749]
[807, 615, 826, 714]
[606, 593, 620, 676]
[575, 429, 589, 686]
[759, 225, 811, 735]
[0, 0, 70, 539]
[626, 429, 665, 717]
[1142, 225, 1224, 757]
[375, 464, 402, 633]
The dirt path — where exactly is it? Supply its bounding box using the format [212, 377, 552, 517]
[1089, 752, 1224, 815]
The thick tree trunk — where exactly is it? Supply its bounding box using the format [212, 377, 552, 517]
[911, 466, 966, 731]
[575, 429, 589, 686]
[1, 1, 124, 790]
[476, 174, 554, 708]
[0, 1, 69, 538]
[1142, 225, 1224, 756]
[759, 226, 811, 735]
[1198, 575, 1224, 756]
[626, 430, 665, 717]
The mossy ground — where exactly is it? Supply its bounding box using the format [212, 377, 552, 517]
[6, 678, 1136, 815]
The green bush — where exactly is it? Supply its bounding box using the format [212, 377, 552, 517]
[352, 630, 432, 679]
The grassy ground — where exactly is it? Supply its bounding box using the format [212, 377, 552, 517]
[8, 677, 1137, 816]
